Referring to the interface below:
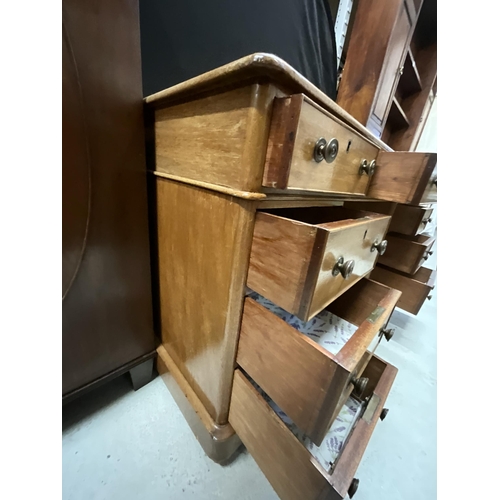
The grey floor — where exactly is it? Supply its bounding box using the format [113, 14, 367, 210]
[62, 252, 436, 500]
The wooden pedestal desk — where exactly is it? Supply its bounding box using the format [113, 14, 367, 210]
[145, 54, 437, 499]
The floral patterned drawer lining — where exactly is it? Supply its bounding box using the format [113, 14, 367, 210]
[247, 290, 357, 357]
[252, 379, 362, 471]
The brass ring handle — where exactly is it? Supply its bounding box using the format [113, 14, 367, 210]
[359, 159, 376, 176]
[371, 239, 388, 255]
[332, 256, 355, 279]
[313, 137, 339, 163]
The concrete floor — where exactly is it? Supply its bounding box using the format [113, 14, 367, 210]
[62, 253, 436, 500]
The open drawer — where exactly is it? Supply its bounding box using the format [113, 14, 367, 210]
[237, 278, 401, 445]
[378, 233, 435, 275]
[247, 206, 391, 321]
[370, 265, 436, 315]
[367, 151, 437, 205]
[229, 355, 398, 500]
[389, 204, 434, 236]
[262, 94, 379, 195]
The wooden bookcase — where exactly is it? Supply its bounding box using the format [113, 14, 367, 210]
[336, 0, 436, 151]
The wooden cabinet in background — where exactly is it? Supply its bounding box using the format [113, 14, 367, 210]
[337, 0, 436, 150]
[62, 0, 155, 401]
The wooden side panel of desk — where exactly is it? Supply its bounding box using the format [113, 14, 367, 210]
[154, 178, 255, 423]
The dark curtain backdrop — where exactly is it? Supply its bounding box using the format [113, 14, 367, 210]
[139, 0, 337, 100]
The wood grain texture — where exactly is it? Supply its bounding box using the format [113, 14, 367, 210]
[258, 198, 344, 209]
[337, 0, 408, 126]
[330, 356, 398, 497]
[247, 210, 319, 316]
[263, 94, 378, 195]
[262, 94, 303, 189]
[388, 204, 433, 235]
[153, 84, 276, 192]
[378, 233, 435, 274]
[236, 278, 400, 445]
[154, 178, 255, 423]
[230, 370, 338, 500]
[369, 264, 436, 314]
[390, 43, 437, 151]
[145, 52, 390, 151]
[247, 207, 391, 321]
[344, 199, 433, 236]
[156, 346, 242, 463]
[229, 356, 397, 500]
[62, 0, 155, 396]
[368, 151, 437, 204]
[152, 171, 266, 200]
[310, 211, 392, 319]
[237, 297, 347, 447]
[368, 1, 413, 135]
[343, 200, 398, 217]
[419, 166, 437, 204]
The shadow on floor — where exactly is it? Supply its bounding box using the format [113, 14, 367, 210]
[62, 374, 134, 433]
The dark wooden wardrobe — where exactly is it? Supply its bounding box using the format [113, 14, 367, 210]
[62, 0, 155, 401]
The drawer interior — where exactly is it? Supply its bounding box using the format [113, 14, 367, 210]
[261, 205, 388, 229]
[390, 233, 434, 245]
[229, 354, 398, 500]
[247, 206, 392, 321]
[237, 278, 401, 445]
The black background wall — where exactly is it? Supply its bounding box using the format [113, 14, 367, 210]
[139, 0, 337, 99]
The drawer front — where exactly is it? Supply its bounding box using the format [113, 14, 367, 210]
[229, 356, 398, 500]
[263, 94, 379, 195]
[420, 168, 437, 204]
[389, 205, 434, 236]
[236, 279, 401, 445]
[377, 233, 435, 275]
[370, 265, 436, 315]
[247, 207, 391, 321]
[368, 151, 437, 205]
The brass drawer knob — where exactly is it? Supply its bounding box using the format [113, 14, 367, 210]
[422, 250, 433, 260]
[352, 376, 369, 395]
[422, 217, 432, 224]
[359, 159, 376, 176]
[381, 328, 395, 341]
[348, 478, 360, 497]
[332, 256, 355, 279]
[371, 239, 388, 255]
[380, 408, 389, 421]
[313, 137, 339, 163]
[427, 295, 433, 301]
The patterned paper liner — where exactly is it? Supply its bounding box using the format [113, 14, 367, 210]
[247, 290, 358, 357]
[252, 380, 362, 471]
